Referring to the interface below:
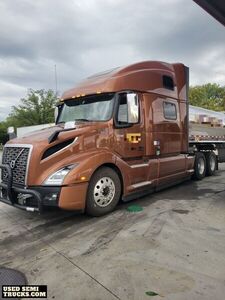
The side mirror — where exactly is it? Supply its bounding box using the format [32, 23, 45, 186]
[7, 126, 16, 140]
[115, 93, 139, 128]
[54, 107, 58, 123]
[7, 126, 15, 134]
[127, 93, 139, 124]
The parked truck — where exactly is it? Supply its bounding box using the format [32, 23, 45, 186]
[1, 61, 225, 216]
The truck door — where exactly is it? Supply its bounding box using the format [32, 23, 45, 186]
[113, 92, 149, 187]
[113, 92, 145, 161]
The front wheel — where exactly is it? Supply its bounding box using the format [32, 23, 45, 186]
[86, 167, 121, 217]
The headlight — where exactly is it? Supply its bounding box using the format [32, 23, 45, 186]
[43, 164, 77, 185]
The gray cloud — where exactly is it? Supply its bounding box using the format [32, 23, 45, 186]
[0, 0, 224, 121]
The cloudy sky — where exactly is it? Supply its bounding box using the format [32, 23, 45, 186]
[0, 0, 225, 121]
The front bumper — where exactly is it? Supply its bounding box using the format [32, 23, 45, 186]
[0, 164, 60, 213]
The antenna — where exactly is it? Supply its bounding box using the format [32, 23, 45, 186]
[54, 64, 58, 97]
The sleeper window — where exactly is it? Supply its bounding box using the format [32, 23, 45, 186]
[163, 102, 177, 120]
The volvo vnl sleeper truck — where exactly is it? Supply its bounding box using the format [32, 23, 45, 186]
[1, 61, 225, 216]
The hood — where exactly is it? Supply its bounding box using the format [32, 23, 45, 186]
[5, 121, 112, 185]
[7, 122, 98, 146]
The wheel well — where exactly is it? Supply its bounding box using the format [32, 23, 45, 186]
[192, 144, 218, 161]
[91, 163, 124, 196]
[195, 144, 215, 151]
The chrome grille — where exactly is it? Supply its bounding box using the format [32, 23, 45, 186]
[1, 146, 31, 185]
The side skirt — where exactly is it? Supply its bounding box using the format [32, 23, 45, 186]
[122, 175, 191, 202]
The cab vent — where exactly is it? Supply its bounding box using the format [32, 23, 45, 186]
[42, 138, 75, 160]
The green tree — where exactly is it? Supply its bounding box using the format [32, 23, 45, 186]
[7, 89, 57, 128]
[0, 122, 8, 145]
[189, 83, 225, 111]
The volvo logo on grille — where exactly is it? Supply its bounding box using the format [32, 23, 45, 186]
[10, 160, 16, 169]
[9, 148, 25, 169]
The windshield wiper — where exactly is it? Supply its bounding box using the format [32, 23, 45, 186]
[74, 118, 91, 122]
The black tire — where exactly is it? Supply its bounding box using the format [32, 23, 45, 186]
[205, 152, 217, 176]
[86, 167, 121, 217]
[192, 152, 206, 180]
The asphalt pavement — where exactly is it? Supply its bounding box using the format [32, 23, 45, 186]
[0, 151, 225, 300]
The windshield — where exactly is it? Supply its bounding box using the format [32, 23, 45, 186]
[57, 93, 115, 123]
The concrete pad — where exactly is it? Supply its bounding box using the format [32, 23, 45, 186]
[0, 163, 225, 299]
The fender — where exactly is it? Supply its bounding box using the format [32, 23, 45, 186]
[63, 149, 120, 185]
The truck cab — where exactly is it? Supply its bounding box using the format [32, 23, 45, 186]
[0, 61, 195, 216]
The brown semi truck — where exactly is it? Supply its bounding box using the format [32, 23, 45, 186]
[1, 61, 225, 216]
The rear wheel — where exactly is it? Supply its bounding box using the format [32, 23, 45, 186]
[86, 167, 121, 217]
[205, 152, 217, 176]
[192, 152, 206, 180]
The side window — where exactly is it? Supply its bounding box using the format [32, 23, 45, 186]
[117, 93, 139, 124]
[163, 101, 177, 120]
[163, 75, 174, 90]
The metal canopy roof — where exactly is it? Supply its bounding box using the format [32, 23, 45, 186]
[194, 0, 225, 26]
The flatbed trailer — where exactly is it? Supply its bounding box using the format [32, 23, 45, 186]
[189, 110, 225, 167]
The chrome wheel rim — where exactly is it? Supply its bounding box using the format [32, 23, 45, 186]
[210, 155, 216, 171]
[94, 177, 115, 207]
[198, 157, 205, 175]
